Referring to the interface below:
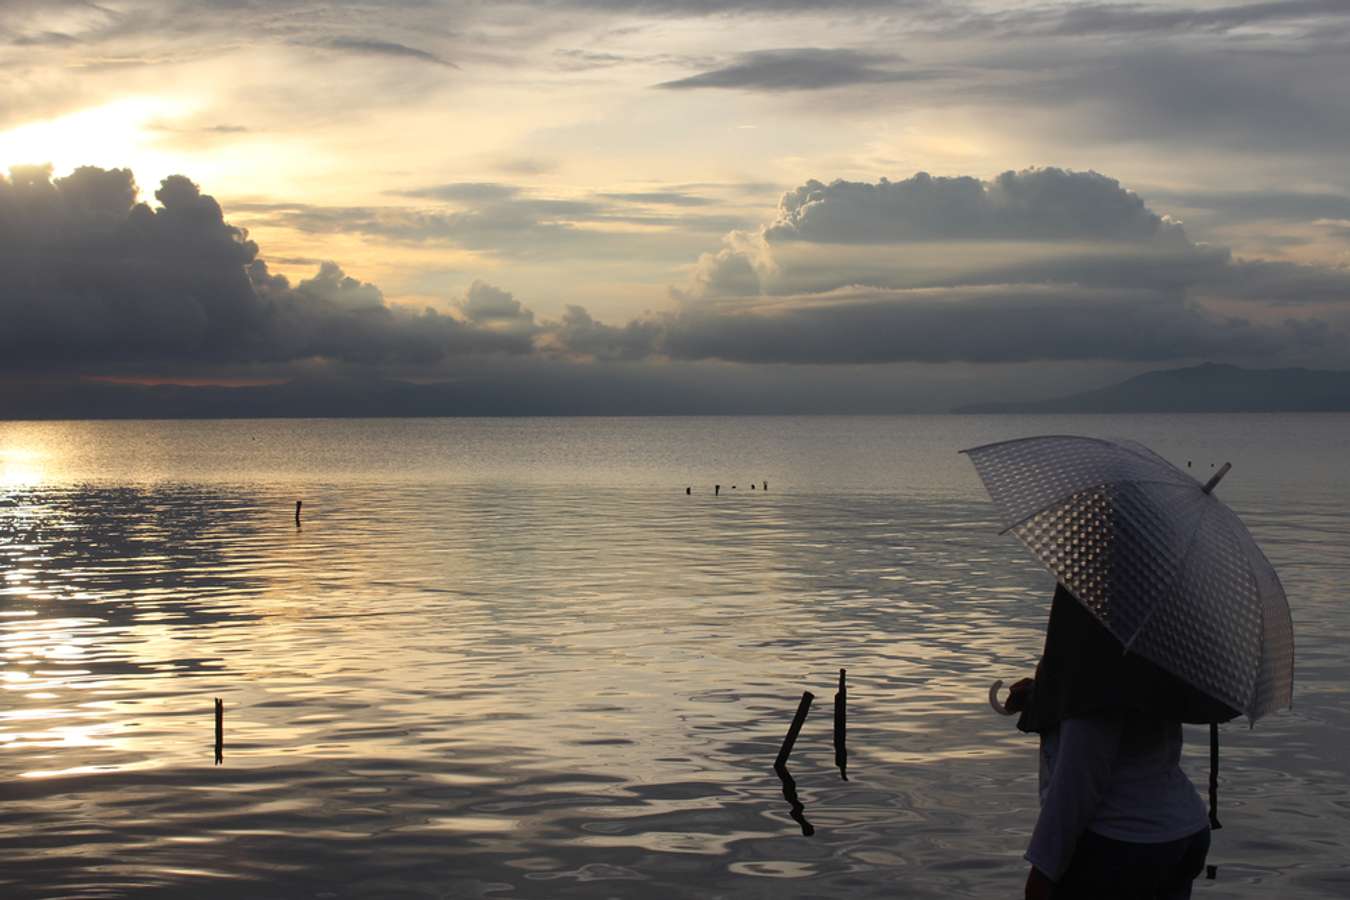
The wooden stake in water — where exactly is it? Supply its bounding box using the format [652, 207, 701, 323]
[774, 762, 815, 836]
[295, 500, 303, 527]
[214, 698, 223, 765]
[776, 691, 814, 769]
[834, 668, 848, 780]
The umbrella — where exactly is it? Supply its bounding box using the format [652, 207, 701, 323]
[962, 434, 1293, 724]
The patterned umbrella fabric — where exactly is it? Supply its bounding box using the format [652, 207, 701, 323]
[963, 435, 1293, 723]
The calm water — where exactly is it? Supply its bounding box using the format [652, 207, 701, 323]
[2, 415, 1348, 898]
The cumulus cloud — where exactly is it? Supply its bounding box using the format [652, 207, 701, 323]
[656, 48, 928, 91]
[765, 169, 1185, 244]
[0, 165, 534, 373]
[541, 305, 665, 361]
[458, 280, 539, 338]
[683, 230, 774, 298]
[637, 167, 1348, 367]
[4, 163, 1346, 393]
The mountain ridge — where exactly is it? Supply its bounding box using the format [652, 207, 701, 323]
[955, 363, 1350, 413]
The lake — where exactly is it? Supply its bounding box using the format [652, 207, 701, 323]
[2, 415, 1348, 898]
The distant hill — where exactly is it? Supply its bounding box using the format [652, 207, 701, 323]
[956, 363, 1350, 413]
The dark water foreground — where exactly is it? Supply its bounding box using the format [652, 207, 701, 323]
[2, 416, 1349, 898]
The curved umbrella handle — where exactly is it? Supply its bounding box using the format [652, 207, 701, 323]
[988, 679, 1018, 716]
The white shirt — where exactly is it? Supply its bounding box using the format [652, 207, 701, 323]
[1025, 711, 1210, 881]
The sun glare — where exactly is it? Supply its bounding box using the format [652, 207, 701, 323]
[0, 448, 45, 489]
[0, 96, 195, 190]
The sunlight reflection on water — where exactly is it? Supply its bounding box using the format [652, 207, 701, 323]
[2, 415, 1349, 897]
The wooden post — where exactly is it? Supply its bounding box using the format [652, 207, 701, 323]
[834, 668, 848, 780]
[773, 762, 815, 836]
[215, 698, 223, 765]
[295, 500, 302, 527]
[775, 691, 814, 769]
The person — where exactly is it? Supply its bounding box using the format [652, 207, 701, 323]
[1005, 584, 1231, 900]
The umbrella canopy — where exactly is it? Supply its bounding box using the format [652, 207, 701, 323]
[963, 435, 1293, 723]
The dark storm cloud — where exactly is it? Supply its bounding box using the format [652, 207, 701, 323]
[1210, 261, 1350, 307]
[320, 37, 457, 68]
[543, 305, 665, 361]
[764, 169, 1183, 244]
[656, 49, 929, 91]
[458, 280, 538, 334]
[639, 168, 1349, 367]
[769, 245, 1237, 299]
[0, 166, 532, 372]
[657, 286, 1292, 365]
[5, 163, 1347, 388]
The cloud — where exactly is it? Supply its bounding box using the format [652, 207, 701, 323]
[233, 199, 596, 255]
[985, 44, 1350, 152]
[4, 163, 1347, 401]
[541, 305, 665, 361]
[458, 280, 538, 337]
[643, 168, 1348, 366]
[320, 37, 457, 68]
[1148, 189, 1350, 223]
[1206, 260, 1350, 307]
[236, 184, 747, 257]
[764, 169, 1185, 244]
[400, 182, 522, 203]
[9, 30, 81, 47]
[1022, 0, 1349, 38]
[599, 191, 715, 206]
[565, 0, 921, 13]
[659, 285, 1292, 364]
[0, 165, 533, 373]
[656, 48, 928, 91]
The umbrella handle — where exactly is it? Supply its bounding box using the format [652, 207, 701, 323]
[988, 679, 1018, 716]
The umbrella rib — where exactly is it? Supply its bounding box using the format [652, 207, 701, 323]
[1123, 498, 1214, 655]
[962, 433, 1121, 455]
[1239, 546, 1266, 722]
[1233, 519, 1293, 720]
[998, 482, 1109, 535]
[997, 478, 1200, 536]
[962, 435, 1192, 483]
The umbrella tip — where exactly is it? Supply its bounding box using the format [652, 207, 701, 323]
[1202, 462, 1232, 494]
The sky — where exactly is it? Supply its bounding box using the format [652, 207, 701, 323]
[3, 0, 1350, 414]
